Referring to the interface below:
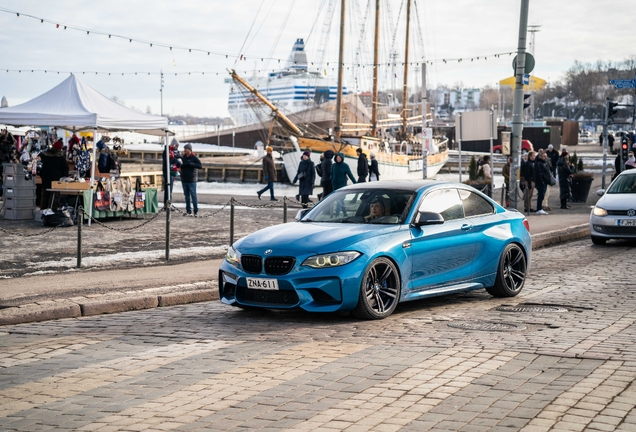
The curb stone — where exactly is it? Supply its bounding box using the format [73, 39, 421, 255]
[0, 225, 592, 326]
[0, 283, 219, 327]
[531, 223, 590, 250]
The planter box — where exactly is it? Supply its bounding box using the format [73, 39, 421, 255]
[571, 177, 593, 203]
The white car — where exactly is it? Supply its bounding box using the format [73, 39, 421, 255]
[590, 170, 636, 244]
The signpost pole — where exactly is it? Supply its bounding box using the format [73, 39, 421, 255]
[510, 0, 530, 211]
[602, 99, 609, 190]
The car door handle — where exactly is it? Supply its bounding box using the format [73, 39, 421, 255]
[461, 224, 473, 231]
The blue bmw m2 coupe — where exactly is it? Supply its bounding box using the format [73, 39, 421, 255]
[219, 181, 531, 319]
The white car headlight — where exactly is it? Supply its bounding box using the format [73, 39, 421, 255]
[225, 246, 241, 266]
[593, 206, 607, 217]
[301, 251, 361, 269]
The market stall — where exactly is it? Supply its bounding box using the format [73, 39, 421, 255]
[0, 74, 171, 224]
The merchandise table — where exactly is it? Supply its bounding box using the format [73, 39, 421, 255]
[47, 188, 159, 219]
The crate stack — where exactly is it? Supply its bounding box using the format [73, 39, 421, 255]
[1, 163, 36, 220]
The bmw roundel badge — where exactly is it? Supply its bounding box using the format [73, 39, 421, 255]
[264, 249, 273, 255]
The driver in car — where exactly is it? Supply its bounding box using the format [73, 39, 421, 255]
[365, 197, 388, 222]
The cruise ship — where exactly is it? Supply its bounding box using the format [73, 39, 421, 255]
[227, 39, 348, 127]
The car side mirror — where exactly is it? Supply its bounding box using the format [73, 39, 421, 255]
[412, 211, 444, 228]
[596, 189, 605, 197]
[295, 209, 309, 221]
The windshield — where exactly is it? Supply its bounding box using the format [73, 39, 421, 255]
[301, 189, 416, 224]
[608, 174, 636, 194]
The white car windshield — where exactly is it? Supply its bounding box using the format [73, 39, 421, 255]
[302, 189, 416, 224]
[608, 175, 636, 194]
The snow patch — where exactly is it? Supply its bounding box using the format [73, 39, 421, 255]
[21, 246, 228, 271]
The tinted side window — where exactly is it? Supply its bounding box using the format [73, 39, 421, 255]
[459, 189, 494, 217]
[419, 188, 464, 221]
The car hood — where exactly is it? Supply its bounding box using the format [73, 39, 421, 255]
[235, 222, 400, 255]
[598, 193, 636, 210]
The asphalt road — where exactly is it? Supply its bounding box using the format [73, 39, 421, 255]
[1, 238, 635, 431]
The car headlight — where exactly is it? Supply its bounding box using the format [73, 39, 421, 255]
[593, 206, 607, 217]
[225, 246, 241, 266]
[301, 251, 361, 269]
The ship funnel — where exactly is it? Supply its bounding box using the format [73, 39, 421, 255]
[285, 38, 308, 71]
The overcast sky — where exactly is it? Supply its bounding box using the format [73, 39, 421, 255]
[0, 0, 634, 118]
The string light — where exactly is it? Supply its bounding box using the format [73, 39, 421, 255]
[0, 7, 515, 69]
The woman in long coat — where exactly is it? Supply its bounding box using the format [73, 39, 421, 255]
[556, 151, 574, 209]
[293, 151, 316, 207]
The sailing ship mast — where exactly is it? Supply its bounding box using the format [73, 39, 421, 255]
[334, 0, 347, 140]
[402, 0, 411, 134]
[371, 0, 380, 137]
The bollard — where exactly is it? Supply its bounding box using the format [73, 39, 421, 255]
[165, 200, 170, 261]
[77, 205, 83, 268]
[229, 197, 235, 246]
[283, 196, 288, 223]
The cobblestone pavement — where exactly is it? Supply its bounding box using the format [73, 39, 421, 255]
[1, 239, 636, 431]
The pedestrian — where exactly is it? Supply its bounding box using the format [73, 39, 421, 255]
[557, 151, 574, 209]
[39, 140, 69, 210]
[521, 151, 536, 213]
[613, 153, 622, 181]
[543, 144, 558, 211]
[162, 138, 182, 206]
[625, 152, 636, 170]
[482, 155, 492, 197]
[180, 143, 202, 216]
[257, 146, 277, 201]
[356, 148, 369, 183]
[534, 151, 551, 215]
[331, 152, 356, 191]
[320, 150, 335, 199]
[502, 156, 512, 207]
[546, 144, 559, 175]
[368, 152, 380, 181]
[292, 151, 316, 207]
[608, 133, 615, 154]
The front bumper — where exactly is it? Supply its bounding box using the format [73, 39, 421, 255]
[590, 214, 636, 239]
[219, 259, 367, 312]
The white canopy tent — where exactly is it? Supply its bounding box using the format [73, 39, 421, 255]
[0, 74, 172, 223]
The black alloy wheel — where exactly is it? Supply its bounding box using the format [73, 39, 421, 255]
[487, 243, 527, 297]
[353, 257, 401, 319]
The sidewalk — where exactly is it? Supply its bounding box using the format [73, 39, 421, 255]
[0, 172, 602, 326]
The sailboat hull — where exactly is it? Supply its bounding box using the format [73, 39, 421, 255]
[282, 137, 448, 184]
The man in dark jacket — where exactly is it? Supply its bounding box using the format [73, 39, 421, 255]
[320, 150, 334, 198]
[356, 148, 369, 182]
[257, 146, 277, 201]
[534, 152, 551, 215]
[521, 151, 536, 213]
[545, 144, 559, 176]
[39, 140, 69, 209]
[179, 143, 203, 216]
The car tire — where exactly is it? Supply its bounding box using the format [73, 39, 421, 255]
[522, 149, 529, 155]
[352, 257, 401, 320]
[486, 243, 527, 298]
[494, 149, 502, 154]
[591, 235, 607, 245]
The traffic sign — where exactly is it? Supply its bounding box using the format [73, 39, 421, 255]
[512, 53, 535, 74]
[609, 79, 636, 89]
[523, 74, 529, 85]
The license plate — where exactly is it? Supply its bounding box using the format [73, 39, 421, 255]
[246, 278, 279, 290]
[618, 219, 636, 226]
